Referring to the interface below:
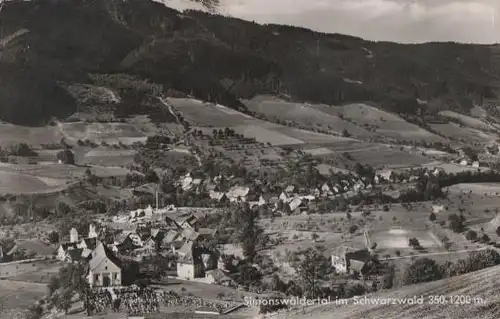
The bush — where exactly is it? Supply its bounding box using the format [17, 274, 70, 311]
[481, 234, 490, 243]
[403, 258, 442, 285]
[466, 230, 477, 241]
[429, 212, 436, 222]
[349, 225, 358, 234]
[56, 149, 75, 165]
[258, 298, 288, 314]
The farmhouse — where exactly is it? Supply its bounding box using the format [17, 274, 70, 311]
[205, 269, 233, 286]
[86, 242, 123, 287]
[176, 243, 204, 280]
[57, 242, 79, 261]
[115, 231, 143, 252]
[78, 237, 98, 251]
[57, 228, 81, 261]
[331, 245, 372, 276]
[375, 170, 393, 183]
[179, 215, 200, 230]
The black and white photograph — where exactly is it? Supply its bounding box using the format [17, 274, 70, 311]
[0, 0, 499, 318]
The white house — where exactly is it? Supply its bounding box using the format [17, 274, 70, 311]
[321, 183, 332, 196]
[70, 228, 79, 243]
[176, 247, 204, 280]
[86, 243, 122, 288]
[279, 192, 289, 203]
[432, 205, 445, 214]
[284, 185, 295, 196]
[226, 186, 250, 202]
[88, 224, 98, 239]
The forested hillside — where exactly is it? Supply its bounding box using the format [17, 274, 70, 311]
[0, 0, 499, 125]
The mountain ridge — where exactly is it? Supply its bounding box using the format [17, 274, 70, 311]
[0, 0, 499, 127]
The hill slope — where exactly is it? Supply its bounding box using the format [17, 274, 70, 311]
[279, 265, 500, 319]
[0, 0, 499, 126]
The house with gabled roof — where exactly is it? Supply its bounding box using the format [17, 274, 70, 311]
[57, 242, 79, 261]
[176, 241, 204, 280]
[86, 242, 122, 287]
[209, 190, 228, 203]
[331, 245, 372, 276]
[179, 215, 200, 230]
[78, 237, 98, 251]
[205, 268, 234, 286]
[115, 231, 143, 253]
[226, 186, 250, 202]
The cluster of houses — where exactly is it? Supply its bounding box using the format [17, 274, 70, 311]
[56, 209, 236, 288]
[56, 225, 123, 287]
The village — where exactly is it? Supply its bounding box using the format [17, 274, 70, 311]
[3, 139, 500, 319]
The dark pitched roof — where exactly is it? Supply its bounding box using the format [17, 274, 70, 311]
[345, 249, 372, 263]
[67, 248, 84, 262]
[89, 243, 123, 271]
[81, 238, 98, 250]
[60, 242, 78, 251]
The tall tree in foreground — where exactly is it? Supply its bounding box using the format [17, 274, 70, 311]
[293, 248, 329, 298]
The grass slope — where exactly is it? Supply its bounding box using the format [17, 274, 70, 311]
[283, 264, 500, 319]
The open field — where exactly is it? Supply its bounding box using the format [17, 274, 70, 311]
[421, 161, 489, 173]
[0, 163, 131, 180]
[168, 98, 254, 127]
[0, 163, 130, 195]
[445, 183, 500, 196]
[338, 103, 444, 142]
[171, 97, 363, 148]
[0, 117, 158, 148]
[429, 123, 498, 143]
[60, 122, 148, 144]
[5, 260, 63, 284]
[242, 97, 371, 138]
[233, 124, 304, 146]
[439, 110, 493, 131]
[0, 124, 63, 148]
[346, 145, 432, 167]
[0, 280, 47, 318]
[0, 171, 67, 195]
[81, 148, 136, 166]
[281, 264, 500, 319]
